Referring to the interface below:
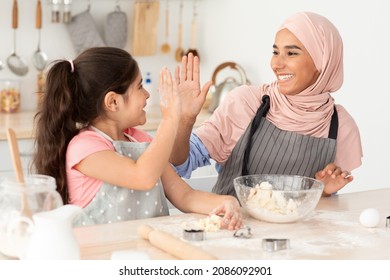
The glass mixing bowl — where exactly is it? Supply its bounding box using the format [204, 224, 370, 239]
[234, 174, 324, 223]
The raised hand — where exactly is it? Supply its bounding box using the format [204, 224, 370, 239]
[158, 67, 181, 123]
[175, 53, 212, 121]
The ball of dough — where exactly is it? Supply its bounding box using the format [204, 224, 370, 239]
[359, 208, 380, 228]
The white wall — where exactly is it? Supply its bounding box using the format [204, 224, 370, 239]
[1, 0, 389, 194]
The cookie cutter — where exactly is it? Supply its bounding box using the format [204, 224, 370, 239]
[183, 229, 205, 241]
[386, 216, 390, 228]
[233, 226, 252, 239]
[262, 238, 290, 252]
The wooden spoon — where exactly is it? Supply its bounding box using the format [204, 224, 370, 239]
[6, 128, 33, 219]
[160, 0, 171, 54]
[174, 1, 184, 62]
[186, 0, 199, 58]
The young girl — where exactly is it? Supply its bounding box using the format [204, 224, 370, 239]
[33, 47, 242, 229]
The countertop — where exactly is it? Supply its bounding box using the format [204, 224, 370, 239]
[74, 188, 390, 260]
[0, 107, 212, 140]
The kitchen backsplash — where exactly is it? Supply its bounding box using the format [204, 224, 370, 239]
[0, 0, 204, 111]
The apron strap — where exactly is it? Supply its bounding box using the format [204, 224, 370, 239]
[328, 106, 338, 140]
[242, 95, 270, 175]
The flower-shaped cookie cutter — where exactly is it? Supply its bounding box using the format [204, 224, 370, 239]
[233, 226, 252, 239]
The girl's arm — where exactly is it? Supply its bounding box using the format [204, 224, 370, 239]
[161, 165, 242, 230]
[75, 68, 180, 190]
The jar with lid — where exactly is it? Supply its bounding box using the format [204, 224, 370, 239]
[0, 79, 21, 113]
[0, 174, 63, 259]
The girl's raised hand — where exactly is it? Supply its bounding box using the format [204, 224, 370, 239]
[158, 67, 181, 122]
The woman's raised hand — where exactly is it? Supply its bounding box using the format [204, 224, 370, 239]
[175, 53, 212, 120]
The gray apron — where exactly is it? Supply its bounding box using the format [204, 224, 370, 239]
[212, 95, 338, 197]
[74, 127, 169, 227]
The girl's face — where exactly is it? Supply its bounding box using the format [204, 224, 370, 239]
[271, 28, 320, 96]
[121, 72, 150, 127]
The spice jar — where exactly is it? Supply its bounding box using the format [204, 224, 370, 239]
[0, 79, 20, 113]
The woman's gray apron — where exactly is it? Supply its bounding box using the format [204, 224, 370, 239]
[74, 128, 169, 226]
[212, 95, 338, 197]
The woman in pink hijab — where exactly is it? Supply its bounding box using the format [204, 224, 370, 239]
[171, 12, 363, 197]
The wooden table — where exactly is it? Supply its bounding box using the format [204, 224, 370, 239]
[74, 188, 390, 260]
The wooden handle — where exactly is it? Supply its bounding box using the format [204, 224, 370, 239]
[190, 21, 196, 49]
[12, 0, 18, 29]
[36, 0, 42, 29]
[178, 23, 182, 47]
[6, 128, 24, 183]
[165, 8, 169, 39]
[137, 225, 217, 260]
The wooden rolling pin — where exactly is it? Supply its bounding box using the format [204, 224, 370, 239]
[137, 224, 217, 260]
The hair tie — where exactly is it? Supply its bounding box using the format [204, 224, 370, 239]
[68, 60, 74, 73]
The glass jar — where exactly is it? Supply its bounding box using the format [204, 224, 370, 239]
[0, 79, 21, 113]
[0, 174, 63, 259]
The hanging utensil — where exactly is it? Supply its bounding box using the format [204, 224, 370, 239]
[32, 0, 48, 72]
[160, 0, 171, 54]
[104, 0, 128, 49]
[7, 0, 29, 76]
[174, 0, 184, 62]
[132, 1, 160, 56]
[185, 0, 199, 58]
[0, 59, 4, 71]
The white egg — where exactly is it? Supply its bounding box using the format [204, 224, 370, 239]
[359, 208, 380, 228]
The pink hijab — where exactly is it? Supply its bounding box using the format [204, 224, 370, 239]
[196, 12, 362, 171]
[266, 11, 343, 136]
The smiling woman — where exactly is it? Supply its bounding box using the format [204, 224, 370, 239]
[271, 29, 320, 96]
[170, 11, 363, 199]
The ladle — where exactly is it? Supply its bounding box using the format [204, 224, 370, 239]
[7, 0, 29, 77]
[174, 0, 184, 62]
[32, 0, 48, 71]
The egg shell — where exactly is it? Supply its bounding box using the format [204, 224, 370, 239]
[359, 208, 380, 228]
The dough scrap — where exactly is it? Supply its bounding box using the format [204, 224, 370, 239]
[196, 214, 222, 232]
[182, 214, 222, 232]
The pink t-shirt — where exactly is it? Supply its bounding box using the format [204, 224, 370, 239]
[66, 127, 152, 207]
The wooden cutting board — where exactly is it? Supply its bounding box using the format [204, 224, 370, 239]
[132, 1, 160, 56]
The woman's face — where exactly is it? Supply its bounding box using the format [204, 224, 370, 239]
[271, 28, 320, 96]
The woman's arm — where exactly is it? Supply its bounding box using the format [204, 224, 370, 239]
[170, 53, 212, 165]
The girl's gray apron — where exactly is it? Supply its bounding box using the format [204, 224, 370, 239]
[212, 95, 338, 197]
[74, 127, 169, 226]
